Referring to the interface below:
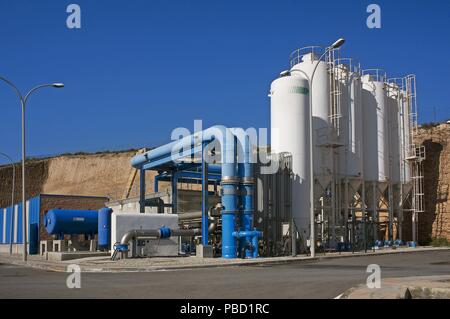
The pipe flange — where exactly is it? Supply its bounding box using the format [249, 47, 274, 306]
[221, 188, 239, 196]
[221, 176, 240, 185]
[241, 177, 256, 185]
[222, 210, 239, 215]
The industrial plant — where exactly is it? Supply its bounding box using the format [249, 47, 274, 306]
[0, 42, 427, 261]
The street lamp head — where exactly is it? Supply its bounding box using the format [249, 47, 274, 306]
[52, 83, 64, 88]
[330, 38, 345, 49]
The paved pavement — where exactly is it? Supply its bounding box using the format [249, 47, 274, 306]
[1, 246, 448, 272]
[1, 250, 449, 298]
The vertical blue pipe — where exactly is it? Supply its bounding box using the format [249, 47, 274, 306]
[201, 141, 209, 246]
[237, 158, 245, 256]
[154, 175, 159, 193]
[139, 169, 146, 214]
[242, 134, 255, 258]
[221, 135, 238, 259]
[171, 171, 178, 214]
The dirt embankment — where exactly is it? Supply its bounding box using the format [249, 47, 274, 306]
[0, 150, 171, 207]
[0, 160, 49, 208]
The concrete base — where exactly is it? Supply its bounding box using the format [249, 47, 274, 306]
[90, 240, 97, 252]
[0, 244, 25, 255]
[196, 244, 214, 258]
[46, 251, 110, 262]
[40, 240, 53, 255]
[53, 240, 68, 252]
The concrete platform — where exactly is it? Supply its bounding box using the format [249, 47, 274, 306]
[46, 251, 110, 262]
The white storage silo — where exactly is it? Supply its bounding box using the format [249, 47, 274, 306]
[361, 70, 389, 183]
[290, 48, 333, 191]
[270, 72, 311, 237]
[400, 78, 412, 185]
[386, 80, 402, 185]
[335, 60, 363, 178]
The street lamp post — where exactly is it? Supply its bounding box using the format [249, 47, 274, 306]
[0, 152, 15, 255]
[307, 38, 345, 258]
[0, 77, 64, 261]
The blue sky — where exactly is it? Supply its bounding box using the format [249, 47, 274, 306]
[1, 0, 449, 164]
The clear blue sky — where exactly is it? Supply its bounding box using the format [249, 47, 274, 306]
[1, 0, 449, 164]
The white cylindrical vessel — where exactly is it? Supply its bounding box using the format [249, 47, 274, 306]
[401, 81, 412, 184]
[335, 62, 363, 178]
[386, 81, 401, 185]
[362, 71, 389, 183]
[290, 49, 332, 189]
[270, 73, 310, 235]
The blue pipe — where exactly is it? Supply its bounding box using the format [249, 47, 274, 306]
[154, 174, 159, 192]
[201, 141, 209, 246]
[221, 133, 239, 259]
[232, 230, 262, 258]
[131, 126, 259, 259]
[131, 126, 236, 169]
[233, 129, 258, 258]
[139, 169, 145, 214]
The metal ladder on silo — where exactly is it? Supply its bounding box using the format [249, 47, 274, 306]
[405, 75, 425, 242]
[327, 48, 343, 137]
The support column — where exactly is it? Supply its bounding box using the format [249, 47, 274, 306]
[171, 172, 178, 214]
[154, 174, 159, 193]
[139, 169, 145, 214]
[344, 179, 349, 243]
[388, 183, 394, 241]
[372, 181, 377, 243]
[398, 184, 403, 241]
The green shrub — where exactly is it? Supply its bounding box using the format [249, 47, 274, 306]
[431, 237, 450, 247]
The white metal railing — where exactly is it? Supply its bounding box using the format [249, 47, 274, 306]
[361, 69, 387, 82]
[289, 46, 325, 68]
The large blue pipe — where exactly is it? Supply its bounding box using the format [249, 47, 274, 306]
[131, 126, 239, 259]
[221, 133, 239, 259]
[233, 129, 257, 258]
[131, 127, 236, 169]
[131, 126, 261, 259]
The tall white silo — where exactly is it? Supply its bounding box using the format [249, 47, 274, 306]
[362, 70, 390, 241]
[290, 47, 333, 194]
[335, 60, 363, 179]
[386, 80, 401, 185]
[334, 60, 364, 242]
[361, 70, 390, 185]
[400, 78, 412, 186]
[270, 71, 311, 239]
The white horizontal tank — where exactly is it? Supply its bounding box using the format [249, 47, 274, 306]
[270, 71, 310, 236]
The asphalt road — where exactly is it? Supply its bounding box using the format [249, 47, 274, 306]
[1, 251, 449, 299]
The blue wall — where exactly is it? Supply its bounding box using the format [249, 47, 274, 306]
[0, 195, 40, 246]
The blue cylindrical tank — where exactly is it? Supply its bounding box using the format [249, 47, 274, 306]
[98, 207, 113, 248]
[44, 209, 98, 236]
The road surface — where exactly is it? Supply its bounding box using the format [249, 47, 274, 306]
[1, 250, 449, 298]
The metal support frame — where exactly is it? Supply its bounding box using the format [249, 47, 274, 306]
[171, 171, 178, 214]
[139, 169, 146, 214]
